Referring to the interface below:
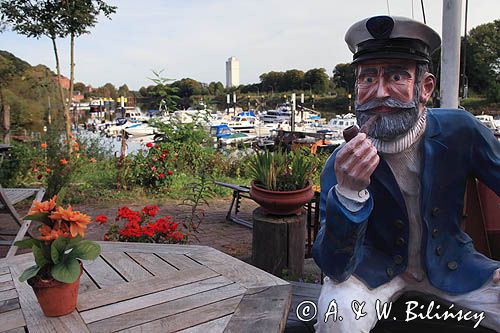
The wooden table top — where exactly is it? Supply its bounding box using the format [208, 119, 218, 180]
[0, 242, 291, 333]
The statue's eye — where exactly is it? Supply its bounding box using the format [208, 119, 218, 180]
[392, 74, 401, 81]
[365, 77, 374, 83]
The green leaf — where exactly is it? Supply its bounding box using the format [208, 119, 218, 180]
[19, 265, 41, 283]
[23, 212, 52, 226]
[14, 238, 39, 249]
[51, 237, 70, 264]
[32, 245, 49, 268]
[69, 241, 101, 261]
[51, 259, 81, 283]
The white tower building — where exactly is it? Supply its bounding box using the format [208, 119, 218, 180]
[225, 57, 240, 88]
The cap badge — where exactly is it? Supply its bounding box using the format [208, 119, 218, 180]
[366, 16, 394, 39]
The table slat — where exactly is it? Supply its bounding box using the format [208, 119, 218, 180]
[101, 252, 152, 281]
[0, 267, 10, 275]
[2, 327, 26, 333]
[177, 314, 232, 333]
[0, 309, 25, 333]
[0, 289, 17, 302]
[78, 271, 99, 294]
[126, 252, 178, 275]
[0, 281, 15, 292]
[0, 274, 12, 284]
[117, 295, 243, 333]
[0, 298, 20, 314]
[156, 253, 201, 270]
[224, 284, 292, 333]
[83, 256, 126, 288]
[81, 275, 237, 325]
[77, 266, 219, 311]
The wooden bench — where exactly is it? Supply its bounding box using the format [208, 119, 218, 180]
[214, 181, 253, 228]
[0, 185, 45, 258]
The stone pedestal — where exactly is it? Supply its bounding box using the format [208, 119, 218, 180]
[252, 207, 306, 278]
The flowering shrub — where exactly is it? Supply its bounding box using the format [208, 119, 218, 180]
[98, 205, 188, 244]
[15, 196, 101, 283]
[128, 142, 175, 192]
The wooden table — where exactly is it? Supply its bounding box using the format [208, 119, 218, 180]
[0, 242, 292, 332]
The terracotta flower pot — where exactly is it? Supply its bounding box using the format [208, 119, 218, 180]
[250, 180, 314, 216]
[28, 264, 82, 317]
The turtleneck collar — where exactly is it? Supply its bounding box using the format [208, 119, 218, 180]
[370, 109, 427, 154]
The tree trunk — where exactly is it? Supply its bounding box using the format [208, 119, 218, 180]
[69, 33, 76, 129]
[51, 37, 72, 153]
[0, 88, 11, 145]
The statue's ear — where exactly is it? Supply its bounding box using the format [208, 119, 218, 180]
[419, 72, 436, 104]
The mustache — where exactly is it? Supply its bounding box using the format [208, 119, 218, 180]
[355, 97, 416, 112]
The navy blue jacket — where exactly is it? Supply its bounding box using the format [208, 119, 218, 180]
[312, 109, 500, 294]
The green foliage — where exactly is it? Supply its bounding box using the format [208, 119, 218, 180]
[179, 172, 216, 232]
[247, 148, 319, 191]
[127, 141, 175, 192]
[0, 142, 38, 186]
[16, 235, 100, 283]
[141, 70, 181, 111]
[466, 20, 500, 97]
[332, 63, 355, 94]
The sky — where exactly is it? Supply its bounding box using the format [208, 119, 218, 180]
[1, 0, 498, 90]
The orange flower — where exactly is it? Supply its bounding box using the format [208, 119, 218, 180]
[90, 158, 97, 163]
[41, 143, 47, 149]
[45, 168, 51, 173]
[60, 159, 68, 165]
[29, 195, 58, 215]
[49, 206, 91, 237]
[72, 141, 79, 147]
[38, 223, 70, 241]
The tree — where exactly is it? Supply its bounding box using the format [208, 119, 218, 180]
[332, 63, 355, 94]
[304, 68, 329, 94]
[466, 19, 500, 101]
[73, 81, 86, 94]
[283, 69, 304, 91]
[117, 84, 129, 97]
[0, 0, 116, 150]
[260, 71, 285, 93]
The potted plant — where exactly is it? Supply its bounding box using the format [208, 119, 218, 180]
[247, 148, 318, 215]
[14, 195, 101, 317]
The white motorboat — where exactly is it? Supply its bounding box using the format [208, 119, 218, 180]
[327, 113, 357, 131]
[124, 123, 157, 137]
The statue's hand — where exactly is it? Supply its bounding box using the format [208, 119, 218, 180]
[493, 268, 500, 284]
[334, 133, 379, 192]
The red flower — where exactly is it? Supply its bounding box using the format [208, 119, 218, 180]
[163, 149, 169, 154]
[146, 142, 153, 148]
[167, 170, 173, 175]
[96, 214, 108, 225]
[160, 154, 166, 159]
[60, 159, 68, 165]
[172, 231, 184, 242]
[159, 173, 165, 179]
[151, 166, 156, 171]
[142, 205, 159, 217]
[37, 174, 43, 180]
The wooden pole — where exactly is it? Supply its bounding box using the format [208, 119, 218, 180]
[2, 103, 10, 145]
[116, 129, 127, 189]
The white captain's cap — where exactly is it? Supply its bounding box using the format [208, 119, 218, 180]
[345, 15, 441, 64]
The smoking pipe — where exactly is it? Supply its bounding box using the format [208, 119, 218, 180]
[342, 115, 380, 142]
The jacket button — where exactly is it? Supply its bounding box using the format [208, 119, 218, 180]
[435, 246, 443, 256]
[394, 219, 404, 230]
[396, 237, 405, 246]
[386, 267, 394, 277]
[432, 228, 439, 238]
[394, 255, 403, 264]
[447, 261, 458, 270]
[432, 207, 440, 217]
